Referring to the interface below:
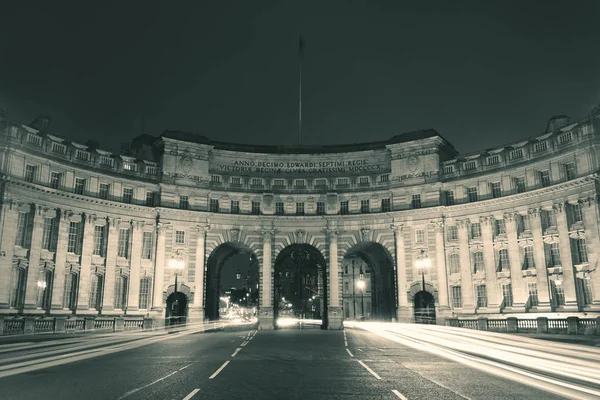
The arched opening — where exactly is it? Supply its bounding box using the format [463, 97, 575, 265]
[274, 244, 327, 329]
[413, 290, 436, 324]
[205, 243, 259, 322]
[166, 292, 188, 325]
[342, 242, 395, 321]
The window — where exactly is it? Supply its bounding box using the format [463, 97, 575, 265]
[251, 201, 261, 215]
[442, 190, 454, 206]
[74, 178, 86, 195]
[540, 170, 551, 187]
[546, 242, 561, 267]
[63, 273, 78, 310]
[449, 254, 460, 274]
[117, 228, 130, 258]
[317, 201, 326, 215]
[8, 264, 26, 309]
[487, 155, 500, 166]
[139, 277, 152, 309]
[230, 176, 241, 185]
[540, 209, 557, 230]
[344, 282, 349, 293]
[495, 219, 506, 236]
[41, 217, 56, 251]
[296, 202, 305, 216]
[381, 198, 391, 212]
[251, 178, 262, 187]
[50, 172, 61, 189]
[523, 246, 535, 269]
[447, 226, 458, 241]
[114, 275, 128, 310]
[88, 275, 103, 309]
[123, 162, 137, 172]
[491, 182, 502, 199]
[75, 150, 90, 161]
[275, 202, 284, 215]
[534, 141, 548, 153]
[211, 175, 221, 184]
[51, 142, 67, 154]
[15, 212, 29, 247]
[564, 162, 576, 180]
[231, 200, 240, 214]
[558, 132, 573, 145]
[358, 177, 369, 185]
[569, 203, 584, 224]
[581, 278, 593, 306]
[25, 165, 36, 183]
[464, 160, 477, 171]
[528, 283, 539, 307]
[99, 183, 110, 200]
[451, 286, 462, 308]
[361, 200, 370, 213]
[379, 174, 389, 183]
[415, 229, 425, 244]
[473, 252, 484, 273]
[179, 195, 189, 210]
[142, 231, 153, 260]
[467, 187, 478, 202]
[67, 221, 81, 254]
[497, 249, 510, 271]
[573, 238, 588, 264]
[471, 223, 482, 239]
[145, 191, 155, 207]
[509, 148, 524, 160]
[476, 285, 487, 308]
[552, 282, 565, 307]
[175, 230, 185, 245]
[411, 194, 421, 209]
[100, 156, 114, 167]
[315, 178, 327, 187]
[123, 188, 133, 204]
[502, 283, 513, 307]
[515, 177, 526, 193]
[340, 200, 349, 215]
[337, 177, 349, 186]
[443, 165, 454, 174]
[273, 179, 285, 187]
[295, 179, 306, 188]
[93, 225, 105, 256]
[209, 199, 219, 212]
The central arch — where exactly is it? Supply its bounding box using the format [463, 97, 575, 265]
[273, 244, 328, 329]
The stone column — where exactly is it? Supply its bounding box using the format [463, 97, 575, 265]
[0, 201, 20, 308]
[457, 219, 475, 313]
[529, 208, 552, 311]
[392, 224, 410, 321]
[102, 217, 120, 313]
[23, 205, 45, 312]
[581, 196, 600, 309]
[327, 228, 343, 329]
[432, 222, 449, 311]
[480, 216, 500, 311]
[51, 210, 72, 313]
[189, 225, 207, 322]
[555, 203, 578, 310]
[258, 229, 274, 330]
[126, 221, 143, 313]
[76, 213, 96, 314]
[505, 213, 527, 312]
[151, 223, 167, 311]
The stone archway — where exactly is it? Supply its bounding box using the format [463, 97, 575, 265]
[273, 243, 328, 329]
[408, 281, 438, 324]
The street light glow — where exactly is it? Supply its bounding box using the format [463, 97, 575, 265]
[357, 280, 366, 290]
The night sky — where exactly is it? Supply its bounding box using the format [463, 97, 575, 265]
[1, 1, 599, 155]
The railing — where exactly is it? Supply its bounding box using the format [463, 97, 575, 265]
[0, 316, 151, 336]
[446, 316, 600, 335]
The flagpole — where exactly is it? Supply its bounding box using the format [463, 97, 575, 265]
[298, 36, 303, 146]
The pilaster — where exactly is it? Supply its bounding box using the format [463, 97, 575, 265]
[126, 220, 144, 312]
[102, 217, 120, 312]
[0, 203, 19, 308]
[75, 213, 96, 314]
[505, 213, 527, 312]
[258, 228, 274, 330]
[480, 216, 500, 312]
[392, 224, 410, 321]
[581, 196, 600, 309]
[457, 219, 475, 313]
[23, 205, 45, 311]
[189, 224, 207, 322]
[152, 222, 168, 311]
[555, 203, 579, 310]
[529, 208, 552, 311]
[50, 210, 71, 313]
[326, 227, 343, 329]
[431, 221, 449, 310]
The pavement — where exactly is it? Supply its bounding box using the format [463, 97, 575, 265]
[0, 324, 593, 400]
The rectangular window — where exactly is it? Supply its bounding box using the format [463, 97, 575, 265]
[467, 187, 478, 202]
[41, 217, 56, 251]
[145, 191, 155, 207]
[340, 200, 349, 215]
[88, 275, 102, 309]
[447, 225, 458, 241]
[141, 231, 153, 260]
[361, 200, 370, 213]
[230, 176, 241, 185]
[50, 172, 61, 189]
[275, 202, 284, 216]
[558, 132, 573, 145]
[344, 281, 349, 293]
[63, 273, 78, 310]
[528, 282, 539, 307]
[491, 182, 502, 199]
[251, 201, 261, 215]
[93, 225, 105, 256]
[317, 201, 326, 215]
[337, 177, 349, 186]
[463, 160, 477, 171]
[515, 177, 526, 193]
[495, 219, 506, 236]
[473, 252, 484, 273]
[139, 278, 151, 309]
[74, 178, 86, 195]
[296, 202, 305, 216]
[451, 286, 462, 308]
[534, 141, 548, 153]
[449, 254, 460, 274]
[509, 148, 524, 160]
[251, 178, 262, 187]
[523, 246, 535, 269]
[314, 178, 326, 187]
[502, 283, 513, 307]
[476, 285, 487, 308]
[415, 229, 425, 244]
[15, 212, 29, 247]
[122, 188, 133, 204]
[209, 199, 219, 212]
[379, 174, 389, 183]
[497, 249, 510, 271]
[552, 282, 565, 307]
[273, 179, 285, 187]
[25, 165, 36, 183]
[231, 200, 240, 214]
[573, 238, 589, 264]
[295, 179, 306, 188]
[564, 162, 576, 180]
[443, 165, 454, 174]
[570, 203, 584, 224]
[114, 275, 128, 310]
[175, 230, 185, 245]
[117, 228, 130, 258]
[411, 194, 421, 209]
[67, 221, 81, 254]
[358, 176, 369, 185]
[381, 198, 391, 212]
[540, 209, 558, 230]
[540, 170, 551, 187]
[211, 175, 221, 183]
[99, 183, 110, 200]
[471, 223, 482, 239]
[581, 278, 593, 306]
[442, 190, 454, 206]
[549, 242, 561, 267]
[179, 195, 189, 210]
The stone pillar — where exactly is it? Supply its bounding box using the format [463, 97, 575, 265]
[23, 205, 45, 311]
[258, 229, 274, 330]
[102, 217, 120, 313]
[327, 228, 342, 329]
[555, 203, 578, 310]
[457, 219, 475, 313]
[76, 214, 96, 314]
[480, 216, 500, 311]
[126, 221, 143, 312]
[152, 223, 167, 311]
[432, 222, 450, 315]
[0, 202, 19, 308]
[51, 210, 72, 313]
[189, 225, 207, 322]
[581, 196, 600, 309]
[505, 213, 526, 312]
[529, 208, 552, 311]
[391, 224, 409, 321]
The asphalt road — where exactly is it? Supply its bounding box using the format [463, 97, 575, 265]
[0, 325, 590, 400]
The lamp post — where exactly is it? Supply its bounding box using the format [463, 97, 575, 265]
[415, 249, 431, 292]
[168, 253, 185, 324]
[357, 266, 365, 319]
[37, 280, 47, 309]
[352, 260, 356, 319]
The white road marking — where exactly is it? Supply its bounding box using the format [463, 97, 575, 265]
[357, 360, 382, 380]
[344, 340, 348, 347]
[392, 389, 408, 399]
[356, 348, 363, 352]
[240, 341, 249, 347]
[346, 348, 354, 357]
[117, 364, 192, 399]
[209, 360, 230, 379]
[182, 388, 200, 400]
[231, 348, 242, 357]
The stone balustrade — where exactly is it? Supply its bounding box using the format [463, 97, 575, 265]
[0, 316, 154, 336]
[445, 316, 600, 335]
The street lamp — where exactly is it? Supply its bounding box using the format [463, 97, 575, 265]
[415, 249, 431, 292]
[168, 252, 185, 323]
[357, 266, 366, 319]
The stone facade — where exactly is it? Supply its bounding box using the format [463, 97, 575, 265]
[0, 112, 599, 330]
